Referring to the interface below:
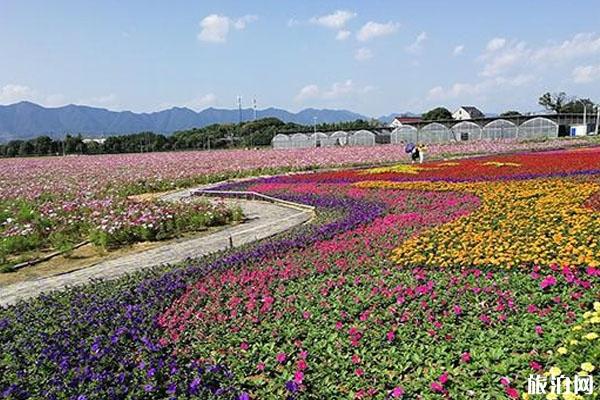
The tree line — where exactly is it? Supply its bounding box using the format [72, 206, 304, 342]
[1, 92, 596, 158]
[0, 117, 377, 157]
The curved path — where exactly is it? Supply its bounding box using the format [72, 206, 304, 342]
[0, 190, 313, 306]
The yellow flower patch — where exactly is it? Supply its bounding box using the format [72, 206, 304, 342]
[356, 179, 600, 269]
[482, 161, 521, 167]
[360, 164, 431, 175]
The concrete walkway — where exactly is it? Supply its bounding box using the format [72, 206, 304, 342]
[0, 192, 313, 306]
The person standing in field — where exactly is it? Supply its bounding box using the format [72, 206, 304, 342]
[410, 143, 425, 164]
[417, 144, 426, 164]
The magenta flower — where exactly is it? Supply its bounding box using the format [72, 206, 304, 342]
[390, 386, 404, 397]
[297, 359, 308, 371]
[354, 368, 364, 377]
[505, 387, 519, 399]
[439, 371, 449, 385]
[293, 370, 304, 384]
[453, 305, 463, 316]
[540, 275, 557, 289]
[460, 352, 471, 363]
[430, 381, 444, 393]
[535, 325, 543, 335]
[529, 361, 542, 371]
[240, 342, 249, 351]
[276, 353, 287, 363]
[499, 377, 510, 386]
[479, 314, 491, 325]
[386, 331, 395, 342]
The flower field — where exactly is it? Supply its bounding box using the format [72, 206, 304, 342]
[1, 144, 600, 399]
[2, 138, 592, 265]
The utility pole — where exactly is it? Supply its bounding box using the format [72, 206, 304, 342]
[253, 97, 257, 121]
[596, 104, 600, 136]
[237, 96, 242, 125]
[313, 116, 317, 147]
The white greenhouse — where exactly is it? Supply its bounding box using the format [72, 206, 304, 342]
[290, 133, 313, 148]
[271, 134, 291, 149]
[518, 117, 558, 139]
[419, 123, 451, 144]
[391, 126, 418, 144]
[451, 121, 482, 141]
[348, 130, 376, 146]
[330, 131, 349, 146]
[308, 132, 330, 147]
[482, 119, 518, 140]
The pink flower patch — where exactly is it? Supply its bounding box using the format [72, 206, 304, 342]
[539, 275, 557, 290]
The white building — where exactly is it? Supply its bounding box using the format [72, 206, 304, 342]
[452, 106, 484, 121]
[389, 116, 422, 128]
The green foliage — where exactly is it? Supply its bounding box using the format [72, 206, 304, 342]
[422, 107, 453, 121]
[538, 92, 568, 113]
[538, 92, 598, 114]
[500, 110, 522, 117]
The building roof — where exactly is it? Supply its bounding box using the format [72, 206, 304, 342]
[393, 116, 422, 123]
[458, 106, 484, 118]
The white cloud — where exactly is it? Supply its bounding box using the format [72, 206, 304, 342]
[406, 31, 427, 54]
[427, 74, 535, 101]
[198, 14, 230, 43]
[295, 80, 373, 102]
[453, 44, 464, 56]
[81, 93, 119, 108]
[486, 37, 506, 52]
[356, 21, 399, 42]
[480, 40, 528, 77]
[184, 93, 218, 110]
[197, 14, 257, 43]
[0, 84, 36, 103]
[480, 32, 600, 78]
[0, 83, 66, 107]
[532, 32, 600, 63]
[233, 15, 258, 30]
[310, 10, 356, 30]
[354, 47, 373, 61]
[295, 84, 320, 102]
[572, 64, 600, 83]
[336, 30, 351, 41]
[287, 18, 300, 27]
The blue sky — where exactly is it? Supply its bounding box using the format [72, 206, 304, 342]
[1, 0, 600, 116]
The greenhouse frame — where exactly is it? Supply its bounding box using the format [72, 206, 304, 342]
[451, 121, 482, 141]
[482, 119, 518, 140]
[271, 134, 291, 149]
[348, 130, 376, 146]
[391, 126, 418, 144]
[309, 132, 330, 147]
[419, 123, 451, 144]
[518, 117, 559, 139]
[330, 131, 349, 146]
[290, 133, 313, 149]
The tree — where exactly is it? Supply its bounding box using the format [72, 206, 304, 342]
[561, 98, 597, 114]
[500, 110, 522, 117]
[18, 141, 34, 156]
[422, 107, 452, 121]
[538, 92, 568, 113]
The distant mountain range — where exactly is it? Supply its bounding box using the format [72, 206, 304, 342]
[0, 101, 384, 141]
